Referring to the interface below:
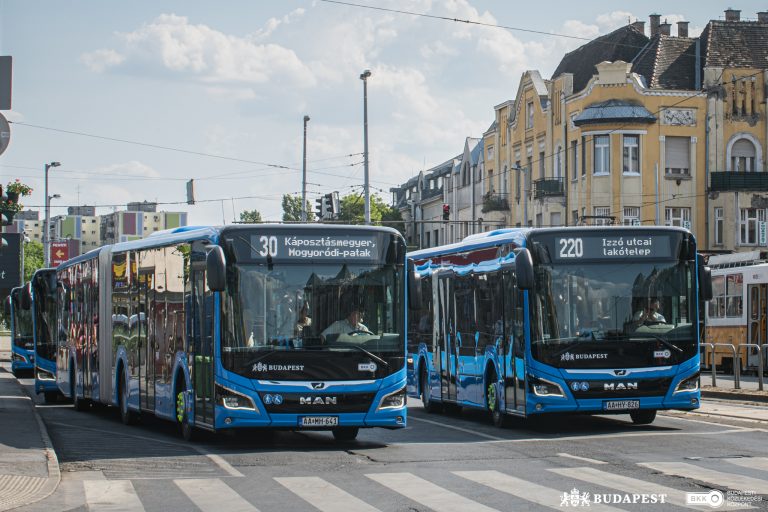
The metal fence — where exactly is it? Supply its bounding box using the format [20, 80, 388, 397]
[700, 342, 768, 391]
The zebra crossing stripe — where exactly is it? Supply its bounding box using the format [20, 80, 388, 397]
[639, 461, 768, 495]
[724, 457, 768, 473]
[454, 470, 624, 512]
[549, 466, 752, 510]
[366, 472, 499, 512]
[275, 476, 380, 512]
[83, 480, 145, 512]
[175, 478, 259, 512]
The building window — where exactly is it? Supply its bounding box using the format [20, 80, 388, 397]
[526, 101, 534, 129]
[572, 210, 579, 225]
[571, 141, 578, 180]
[665, 136, 690, 176]
[594, 135, 610, 174]
[665, 207, 691, 227]
[731, 138, 756, 172]
[739, 208, 765, 245]
[554, 146, 562, 179]
[622, 135, 640, 174]
[539, 151, 545, 179]
[487, 145, 494, 160]
[622, 206, 640, 226]
[715, 207, 724, 245]
[593, 206, 611, 225]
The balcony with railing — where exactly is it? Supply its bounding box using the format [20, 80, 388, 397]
[710, 172, 768, 192]
[481, 192, 510, 213]
[533, 177, 565, 199]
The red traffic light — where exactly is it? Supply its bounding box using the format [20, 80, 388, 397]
[442, 204, 450, 220]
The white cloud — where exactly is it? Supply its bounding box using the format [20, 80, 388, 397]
[101, 160, 162, 178]
[80, 49, 125, 73]
[251, 8, 306, 40]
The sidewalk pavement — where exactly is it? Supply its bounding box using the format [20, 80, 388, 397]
[0, 335, 59, 512]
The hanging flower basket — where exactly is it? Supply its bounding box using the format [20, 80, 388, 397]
[6, 179, 33, 197]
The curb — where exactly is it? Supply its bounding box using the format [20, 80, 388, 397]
[701, 389, 768, 403]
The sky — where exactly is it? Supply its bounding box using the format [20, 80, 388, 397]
[0, 1, 763, 225]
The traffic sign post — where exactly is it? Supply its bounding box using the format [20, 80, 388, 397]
[50, 241, 69, 267]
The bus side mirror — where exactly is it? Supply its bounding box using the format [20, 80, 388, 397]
[515, 248, 534, 290]
[206, 246, 226, 292]
[407, 259, 422, 310]
[21, 283, 31, 310]
[699, 265, 713, 301]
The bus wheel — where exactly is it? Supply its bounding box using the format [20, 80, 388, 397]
[177, 390, 197, 442]
[71, 368, 87, 412]
[629, 410, 657, 425]
[43, 391, 58, 404]
[119, 373, 137, 425]
[421, 367, 440, 413]
[332, 427, 359, 441]
[487, 377, 511, 428]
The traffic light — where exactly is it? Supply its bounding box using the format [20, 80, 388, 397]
[315, 196, 326, 220]
[0, 186, 13, 251]
[330, 191, 340, 219]
[442, 204, 450, 221]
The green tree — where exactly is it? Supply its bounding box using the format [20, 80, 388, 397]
[239, 209, 263, 223]
[23, 240, 43, 283]
[337, 193, 404, 235]
[281, 194, 315, 222]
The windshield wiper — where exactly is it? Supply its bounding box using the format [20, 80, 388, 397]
[325, 343, 390, 369]
[629, 333, 683, 354]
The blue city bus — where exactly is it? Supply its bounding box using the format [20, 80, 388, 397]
[6, 286, 35, 376]
[28, 268, 60, 403]
[56, 224, 412, 440]
[407, 226, 712, 426]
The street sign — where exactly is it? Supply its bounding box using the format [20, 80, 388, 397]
[50, 241, 69, 267]
[760, 221, 767, 246]
[0, 113, 9, 157]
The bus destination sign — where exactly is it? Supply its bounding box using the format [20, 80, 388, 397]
[250, 234, 380, 261]
[552, 234, 673, 260]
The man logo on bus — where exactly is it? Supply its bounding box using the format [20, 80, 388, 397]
[603, 382, 638, 391]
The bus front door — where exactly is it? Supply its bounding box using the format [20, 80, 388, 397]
[191, 253, 214, 429]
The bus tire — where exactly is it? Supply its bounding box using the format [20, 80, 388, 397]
[629, 409, 656, 425]
[176, 388, 197, 442]
[487, 374, 511, 428]
[71, 367, 88, 412]
[43, 391, 58, 404]
[332, 427, 359, 441]
[421, 366, 440, 413]
[119, 370, 137, 425]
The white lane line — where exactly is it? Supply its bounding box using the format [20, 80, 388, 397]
[193, 451, 244, 478]
[176, 478, 258, 512]
[275, 476, 380, 512]
[83, 480, 145, 512]
[557, 453, 608, 465]
[454, 470, 624, 511]
[724, 457, 768, 472]
[367, 472, 499, 512]
[550, 466, 752, 510]
[639, 461, 768, 494]
[408, 416, 506, 440]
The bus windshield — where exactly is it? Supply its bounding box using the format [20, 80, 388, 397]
[531, 259, 697, 368]
[221, 261, 405, 379]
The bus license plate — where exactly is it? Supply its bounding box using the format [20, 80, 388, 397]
[603, 400, 640, 411]
[300, 416, 339, 427]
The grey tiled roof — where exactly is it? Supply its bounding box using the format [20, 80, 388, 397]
[632, 35, 698, 90]
[703, 20, 768, 68]
[552, 25, 649, 92]
[573, 100, 656, 126]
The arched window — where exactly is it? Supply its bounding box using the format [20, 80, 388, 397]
[732, 138, 756, 172]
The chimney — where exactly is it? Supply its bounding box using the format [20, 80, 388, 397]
[725, 8, 741, 21]
[631, 20, 646, 34]
[659, 20, 671, 36]
[650, 13, 661, 37]
[677, 21, 689, 37]
[759, 12, 768, 23]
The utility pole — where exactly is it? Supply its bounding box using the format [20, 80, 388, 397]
[43, 161, 60, 267]
[301, 115, 310, 222]
[360, 69, 372, 224]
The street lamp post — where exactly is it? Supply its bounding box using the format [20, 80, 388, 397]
[43, 161, 60, 267]
[301, 115, 310, 222]
[360, 69, 371, 225]
[20, 233, 29, 285]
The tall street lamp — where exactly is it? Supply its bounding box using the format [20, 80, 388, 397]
[301, 115, 310, 222]
[360, 69, 371, 225]
[43, 161, 60, 267]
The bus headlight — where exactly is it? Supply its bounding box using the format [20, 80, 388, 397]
[36, 367, 55, 381]
[529, 376, 565, 397]
[674, 372, 700, 393]
[377, 387, 406, 410]
[216, 384, 256, 411]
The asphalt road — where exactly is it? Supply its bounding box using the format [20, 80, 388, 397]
[8, 373, 768, 512]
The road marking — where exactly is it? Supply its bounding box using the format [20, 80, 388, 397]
[176, 479, 258, 512]
[724, 456, 768, 472]
[639, 461, 768, 494]
[408, 416, 506, 440]
[83, 480, 144, 511]
[193, 451, 244, 478]
[276, 476, 380, 512]
[557, 453, 608, 464]
[549, 466, 752, 510]
[367, 472, 499, 512]
[455, 470, 624, 511]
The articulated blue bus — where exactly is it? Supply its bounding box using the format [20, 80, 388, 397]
[28, 268, 60, 402]
[407, 226, 712, 426]
[6, 287, 35, 376]
[56, 224, 411, 440]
